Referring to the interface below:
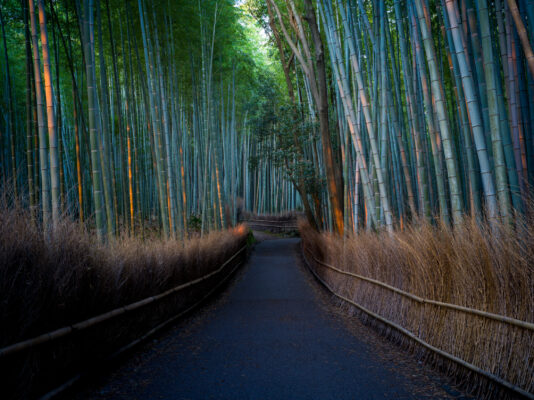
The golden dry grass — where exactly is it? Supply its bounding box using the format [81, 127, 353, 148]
[300, 217, 534, 399]
[0, 207, 248, 398]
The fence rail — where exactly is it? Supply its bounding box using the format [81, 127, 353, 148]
[303, 247, 534, 331]
[302, 245, 534, 400]
[0, 244, 248, 358]
[241, 219, 298, 230]
[38, 246, 247, 400]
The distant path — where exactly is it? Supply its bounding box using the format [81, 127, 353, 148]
[77, 238, 471, 400]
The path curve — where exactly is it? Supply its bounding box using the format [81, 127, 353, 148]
[76, 238, 471, 400]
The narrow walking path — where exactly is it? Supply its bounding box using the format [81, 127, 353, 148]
[78, 238, 470, 400]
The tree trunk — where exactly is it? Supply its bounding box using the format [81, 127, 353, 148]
[23, 0, 36, 219]
[302, 0, 344, 235]
[79, 0, 106, 240]
[29, 0, 51, 228]
[506, 0, 534, 77]
[0, 6, 17, 200]
[37, 0, 60, 227]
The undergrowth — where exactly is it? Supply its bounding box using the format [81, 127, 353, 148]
[300, 217, 533, 399]
[0, 207, 248, 398]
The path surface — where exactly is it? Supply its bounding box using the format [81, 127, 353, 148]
[77, 238, 471, 400]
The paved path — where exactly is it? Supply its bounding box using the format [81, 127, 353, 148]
[78, 238, 470, 400]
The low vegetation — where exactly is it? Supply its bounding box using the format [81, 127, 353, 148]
[0, 207, 248, 398]
[300, 218, 534, 399]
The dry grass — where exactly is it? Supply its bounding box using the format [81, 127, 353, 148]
[0, 207, 248, 398]
[300, 217, 534, 399]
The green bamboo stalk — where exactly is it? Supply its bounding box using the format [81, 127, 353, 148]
[23, 0, 36, 220]
[137, 0, 169, 237]
[79, 0, 105, 240]
[414, 0, 463, 224]
[444, 0, 498, 221]
[0, 5, 17, 201]
[37, 0, 60, 227]
[477, 0, 512, 221]
[28, 0, 51, 228]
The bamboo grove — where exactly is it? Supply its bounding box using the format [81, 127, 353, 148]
[2, 0, 534, 238]
[245, 0, 534, 235]
[0, 0, 303, 239]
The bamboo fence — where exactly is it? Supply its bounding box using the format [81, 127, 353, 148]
[302, 244, 534, 399]
[0, 244, 247, 358]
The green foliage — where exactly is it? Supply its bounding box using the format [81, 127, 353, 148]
[246, 230, 256, 245]
[250, 101, 324, 197]
[187, 214, 202, 232]
[0, 0, 276, 131]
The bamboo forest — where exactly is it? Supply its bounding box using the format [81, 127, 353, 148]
[0, 0, 533, 399]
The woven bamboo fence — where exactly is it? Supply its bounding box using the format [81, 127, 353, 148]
[241, 212, 301, 233]
[301, 242, 533, 400]
[0, 243, 249, 399]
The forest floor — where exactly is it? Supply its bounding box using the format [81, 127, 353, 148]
[72, 238, 473, 400]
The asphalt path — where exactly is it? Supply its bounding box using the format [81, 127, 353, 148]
[77, 237, 471, 400]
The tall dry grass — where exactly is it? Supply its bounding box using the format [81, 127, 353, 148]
[300, 217, 534, 399]
[0, 207, 248, 398]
